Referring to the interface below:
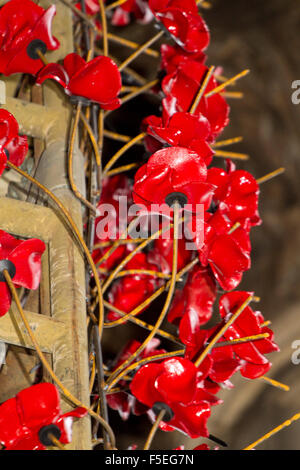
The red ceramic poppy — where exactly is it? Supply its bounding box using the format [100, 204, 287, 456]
[219, 291, 279, 379]
[162, 61, 230, 142]
[107, 252, 160, 321]
[106, 339, 165, 420]
[0, 110, 28, 167]
[160, 44, 206, 76]
[181, 291, 278, 382]
[149, 0, 210, 55]
[207, 161, 261, 229]
[133, 146, 215, 211]
[189, 210, 251, 291]
[0, 150, 6, 178]
[181, 321, 241, 385]
[0, 383, 87, 450]
[36, 53, 122, 109]
[203, 341, 240, 385]
[0, 0, 59, 76]
[111, 0, 153, 26]
[168, 265, 217, 328]
[206, 225, 251, 291]
[0, 230, 46, 317]
[130, 357, 221, 438]
[143, 112, 214, 165]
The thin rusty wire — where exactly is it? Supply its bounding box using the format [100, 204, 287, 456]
[118, 30, 164, 72]
[104, 80, 159, 119]
[48, 434, 66, 451]
[79, 110, 101, 167]
[68, 102, 97, 213]
[194, 295, 254, 368]
[205, 69, 250, 98]
[103, 132, 146, 174]
[257, 167, 285, 184]
[144, 409, 166, 450]
[101, 215, 185, 295]
[105, 203, 180, 391]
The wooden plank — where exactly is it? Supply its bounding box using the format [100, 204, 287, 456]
[0, 307, 67, 353]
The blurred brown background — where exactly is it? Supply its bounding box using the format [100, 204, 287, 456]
[204, 0, 300, 450]
[104, 0, 300, 450]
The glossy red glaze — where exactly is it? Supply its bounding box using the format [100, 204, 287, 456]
[106, 339, 165, 420]
[0, 149, 6, 177]
[0, 383, 87, 450]
[160, 44, 206, 75]
[219, 291, 279, 379]
[143, 112, 214, 165]
[183, 324, 241, 385]
[0, 0, 59, 76]
[0, 230, 46, 317]
[149, 0, 209, 54]
[168, 265, 217, 327]
[133, 146, 215, 211]
[111, 0, 153, 26]
[130, 357, 220, 438]
[36, 53, 122, 109]
[0, 109, 28, 167]
[188, 211, 252, 291]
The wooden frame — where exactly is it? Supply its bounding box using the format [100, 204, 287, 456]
[0, 197, 91, 449]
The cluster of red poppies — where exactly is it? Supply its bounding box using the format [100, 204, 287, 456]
[36, 52, 122, 109]
[0, 0, 59, 76]
[95, 0, 279, 442]
[0, 0, 122, 108]
[0, 0, 279, 450]
[76, 0, 153, 26]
